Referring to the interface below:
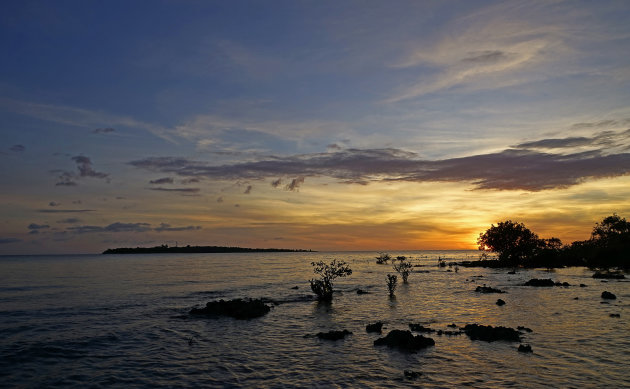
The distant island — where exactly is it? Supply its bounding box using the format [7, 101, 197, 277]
[103, 244, 314, 254]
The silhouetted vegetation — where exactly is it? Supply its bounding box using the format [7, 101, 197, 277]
[376, 252, 391, 264]
[393, 259, 413, 283]
[465, 214, 630, 269]
[103, 244, 312, 254]
[386, 274, 397, 297]
[309, 260, 352, 301]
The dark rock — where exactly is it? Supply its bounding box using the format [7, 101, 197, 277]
[593, 271, 625, 279]
[507, 270, 516, 274]
[463, 324, 521, 342]
[290, 286, 299, 289]
[475, 285, 505, 293]
[447, 323, 458, 328]
[366, 322, 384, 333]
[610, 313, 621, 318]
[517, 326, 533, 333]
[356, 289, 369, 295]
[601, 291, 617, 299]
[189, 298, 271, 319]
[574, 297, 579, 300]
[518, 344, 533, 353]
[442, 330, 463, 336]
[409, 323, 435, 333]
[524, 278, 555, 287]
[580, 284, 587, 287]
[404, 370, 422, 380]
[316, 329, 352, 341]
[496, 299, 506, 306]
[374, 330, 435, 352]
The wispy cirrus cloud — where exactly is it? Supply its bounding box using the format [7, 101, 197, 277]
[37, 209, 95, 213]
[515, 128, 630, 153]
[27, 223, 50, 234]
[130, 128, 630, 191]
[149, 177, 174, 185]
[92, 127, 115, 134]
[154, 223, 201, 232]
[0, 97, 173, 142]
[67, 222, 201, 234]
[385, 2, 604, 102]
[148, 187, 200, 193]
[0, 238, 22, 244]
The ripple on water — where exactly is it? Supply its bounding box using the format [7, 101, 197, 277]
[1, 252, 629, 388]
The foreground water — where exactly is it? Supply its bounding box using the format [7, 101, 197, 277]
[0, 251, 628, 388]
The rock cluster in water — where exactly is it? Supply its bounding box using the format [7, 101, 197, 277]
[366, 322, 383, 333]
[404, 370, 422, 379]
[374, 330, 435, 352]
[189, 298, 271, 320]
[592, 271, 625, 279]
[316, 330, 352, 341]
[408, 324, 434, 333]
[475, 285, 505, 293]
[523, 278, 569, 287]
[463, 324, 521, 342]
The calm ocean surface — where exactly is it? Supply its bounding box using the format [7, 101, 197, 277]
[1, 251, 628, 388]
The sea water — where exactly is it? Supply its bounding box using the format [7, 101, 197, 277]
[1, 251, 628, 388]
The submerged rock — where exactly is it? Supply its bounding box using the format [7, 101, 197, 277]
[517, 326, 533, 333]
[475, 285, 505, 293]
[610, 313, 621, 318]
[463, 324, 521, 342]
[356, 289, 369, 295]
[518, 344, 533, 353]
[409, 324, 435, 333]
[524, 278, 556, 287]
[316, 329, 352, 341]
[404, 370, 422, 380]
[366, 322, 384, 333]
[593, 271, 625, 279]
[447, 323, 458, 328]
[579, 284, 587, 287]
[601, 291, 617, 299]
[189, 298, 271, 319]
[496, 299, 506, 306]
[374, 330, 435, 352]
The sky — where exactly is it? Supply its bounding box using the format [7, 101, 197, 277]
[1, 0, 630, 254]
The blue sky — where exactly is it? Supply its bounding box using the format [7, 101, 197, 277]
[1, 0, 630, 254]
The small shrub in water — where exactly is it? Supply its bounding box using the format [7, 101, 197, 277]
[393, 260, 413, 283]
[387, 274, 398, 297]
[376, 252, 391, 264]
[310, 259, 352, 301]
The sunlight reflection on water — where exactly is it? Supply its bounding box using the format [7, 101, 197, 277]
[0, 251, 628, 387]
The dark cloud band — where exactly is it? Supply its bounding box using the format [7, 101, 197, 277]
[130, 146, 630, 191]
